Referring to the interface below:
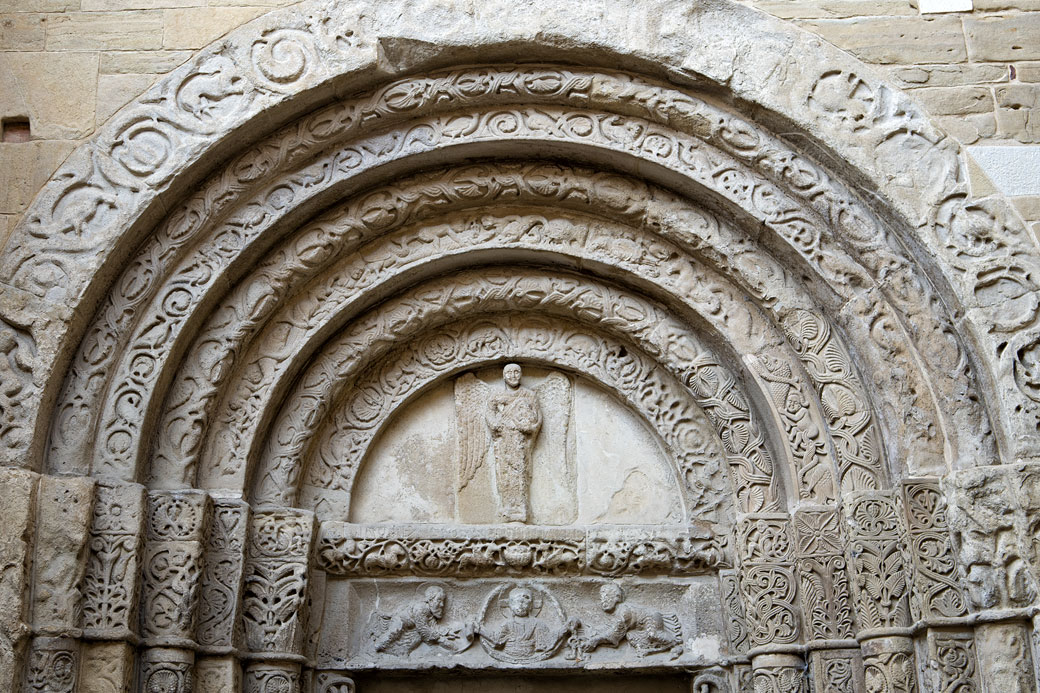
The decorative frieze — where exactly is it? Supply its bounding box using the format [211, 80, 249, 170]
[317, 523, 721, 578]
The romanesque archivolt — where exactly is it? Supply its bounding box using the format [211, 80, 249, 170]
[6, 0, 1040, 689]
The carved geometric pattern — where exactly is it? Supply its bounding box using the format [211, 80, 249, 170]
[793, 510, 854, 641]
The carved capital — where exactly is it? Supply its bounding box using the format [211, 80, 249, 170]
[81, 483, 146, 640]
[197, 500, 249, 651]
[242, 509, 314, 655]
[844, 491, 912, 632]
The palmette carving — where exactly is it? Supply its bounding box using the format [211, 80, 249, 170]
[845, 492, 912, 631]
[793, 511, 854, 641]
[241, 510, 313, 655]
[719, 569, 750, 655]
[901, 481, 967, 619]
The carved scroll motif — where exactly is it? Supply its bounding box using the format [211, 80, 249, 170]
[317, 524, 721, 578]
[736, 515, 800, 648]
[792, 509, 854, 642]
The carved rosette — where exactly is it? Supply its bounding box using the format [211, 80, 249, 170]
[792, 509, 854, 642]
[81, 483, 146, 641]
[140, 647, 193, 693]
[197, 500, 249, 652]
[241, 509, 315, 656]
[862, 637, 916, 693]
[315, 672, 356, 693]
[736, 515, 800, 649]
[243, 662, 301, 693]
[24, 636, 78, 693]
[751, 653, 806, 692]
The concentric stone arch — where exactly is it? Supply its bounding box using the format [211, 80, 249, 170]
[3, 1, 1040, 692]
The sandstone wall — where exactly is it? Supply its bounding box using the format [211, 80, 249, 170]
[1, 0, 1039, 249]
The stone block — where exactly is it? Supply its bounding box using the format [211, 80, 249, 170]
[888, 63, 1008, 88]
[83, 0, 194, 9]
[78, 641, 133, 693]
[1011, 195, 1040, 224]
[966, 15, 1040, 62]
[742, 0, 915, 19]
[46, 11, 162, 51]
[99, 49, 192, 74]
[0, 468, 37, 693]
[994, 84, 1040, 142]
[796, 16, 967, 64]
[910, 85, 994, 115]
[1019, 61, 1040, 82]
[0, 52, 98, 140]
[0, 13, 44, 50]
[96, 73, 157, 124]
[162, 6, 268, 49]
[0, 140, 76, 214]
[32, 474, 95, 631]
[0, 0, 75, 11]
[196, 656, 241, 693]
[936, 113, 997, 144]
[973, 0, 1040, 8]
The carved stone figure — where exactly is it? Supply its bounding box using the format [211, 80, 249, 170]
[370, 585, 473, 655]
[477, 584, 577, 663]
[455, 365, 570, 523]
[581, 582, 683, 658]
[487, 364, 542, 522]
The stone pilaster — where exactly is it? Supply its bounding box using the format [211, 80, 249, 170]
[0, 468, 37, 692]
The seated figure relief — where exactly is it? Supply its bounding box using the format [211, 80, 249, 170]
[369, 584, 475, 655]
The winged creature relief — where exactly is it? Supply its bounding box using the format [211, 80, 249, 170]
[454, 364, 571, 523]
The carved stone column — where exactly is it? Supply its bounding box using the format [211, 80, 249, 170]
[25, 475, 95, 693]
[195, 497, 250, 692]
[241, 508, 315, 693]
[139, 490, 210, 693]
[844, 490, 917, 693]
[737, 514, 806, 692]
[0, 468, 37, 692]
[946, 467, 1039, 692]
[79, 482, 146, 693]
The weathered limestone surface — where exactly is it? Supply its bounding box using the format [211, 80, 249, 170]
[2, 0, 1040, 691]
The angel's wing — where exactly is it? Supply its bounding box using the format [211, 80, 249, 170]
[663, 612, 682, 640]
[454, 373, 490, 490]
[535, 372, 572, 424]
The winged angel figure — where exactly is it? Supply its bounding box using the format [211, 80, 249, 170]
[454, 364, 571, 523]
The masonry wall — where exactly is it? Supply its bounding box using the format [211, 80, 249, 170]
[1, 0, 1039, 249]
